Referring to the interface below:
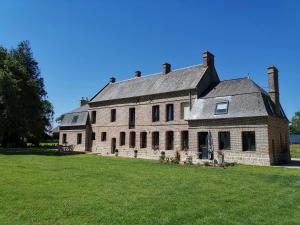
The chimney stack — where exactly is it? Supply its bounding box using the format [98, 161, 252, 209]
[109, 77, 116, 83]
[202, 51, 214, 67]
[134, 71, 141, 78]
[267, 65, 280, 115]
[163, 63, 171, 74]
[80, 97, 88, 106]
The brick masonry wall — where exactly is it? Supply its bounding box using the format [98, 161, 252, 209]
[188, 117, 271, 165]
[88, 91, 195, 159]
[267, 117, 291, 164]
[59, 128, 87, 152]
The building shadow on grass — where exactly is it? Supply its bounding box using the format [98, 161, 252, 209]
[0, 147, 86, 156]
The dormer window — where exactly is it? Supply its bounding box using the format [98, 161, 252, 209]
[72, 115, 79, 123]
[215, 101, 229, 114]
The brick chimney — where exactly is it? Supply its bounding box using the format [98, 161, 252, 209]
[80, 97, 88, 106]
[163, 63, 171, 75]
[202, 51, 214, 67]
[109, 77, 116, 83]
[267, 65, 280, 115]
[134, 71, 141, 78]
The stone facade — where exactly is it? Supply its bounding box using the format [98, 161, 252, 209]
[58, 51, 291, 166]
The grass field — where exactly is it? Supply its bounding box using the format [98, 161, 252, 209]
[291, 144, 300, 158]
[0, 148, 299, 225]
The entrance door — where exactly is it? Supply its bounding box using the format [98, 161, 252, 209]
[111, 138, 116, 154]
[198, 132, 208, 159]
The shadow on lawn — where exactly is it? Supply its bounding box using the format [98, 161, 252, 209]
[0, 147, 86, 156]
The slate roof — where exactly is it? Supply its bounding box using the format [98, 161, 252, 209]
[60, 104, 89, 127]
[189, 78, 287, 120]
[90, 64, 207, 103]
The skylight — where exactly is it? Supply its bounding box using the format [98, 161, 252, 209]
[215, 101, 229, 114]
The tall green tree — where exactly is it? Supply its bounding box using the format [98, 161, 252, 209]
[0, 41, 53, 147]
[290, 111, 300, 134]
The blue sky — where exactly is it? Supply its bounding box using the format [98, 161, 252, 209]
[0, 0, 299, 124]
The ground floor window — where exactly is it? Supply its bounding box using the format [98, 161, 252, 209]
[129, 132, 136, 148]
[152, 132, 159, 150]
[101, 132, 107, 141]
[166, 131, 174, 150]
[120, 132, 125, 146]
[91, 132, 96, 141]
[63, 133, 67, 144]
[242, 131, 256, 151]
[218, 131, 230, 150]
[181, 131, 189, 150]
[140, 132, 147, 148]
[77, 133, 82, 144]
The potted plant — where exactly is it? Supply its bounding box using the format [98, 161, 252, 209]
[134, 149, 138, 158]
[115, 149, 119, 157]
[159, 151, 166, 162]
[217, 149, 224, 164]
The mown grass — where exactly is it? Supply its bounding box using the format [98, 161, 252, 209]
[291, 144, 300, 158]
[0, 148, 299, 225]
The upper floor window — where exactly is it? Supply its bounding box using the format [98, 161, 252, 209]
[218, 132, 230, 150]
[215, 101, 229, 115]
[180, 102, 190, 120]
[111, 109, 116, 122]
[101, 132, 107, 142]
[77, 133, 82, 144]
[152, 105, 160, 122]
[242, 131, 256, 151]
[166, 104, 174, 121]
[91, 111, 96, 124]
[129, 108, 135, 129]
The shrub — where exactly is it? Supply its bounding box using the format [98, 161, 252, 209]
[186, 156, 193, 165]
[159, 151, 166, 162]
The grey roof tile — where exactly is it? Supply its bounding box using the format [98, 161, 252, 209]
[90, 64, 207, 102]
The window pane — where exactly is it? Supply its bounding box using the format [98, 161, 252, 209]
[242, 132, 256, 151]
[215, 101, 229, 114]
[218, 132, 230, 150]
[140, 132, 147, 148]
[166, 104, 174, 121]
[181, 131, 189, 150]
[166, 131, 174, 150]
[152, 132, 159, 150]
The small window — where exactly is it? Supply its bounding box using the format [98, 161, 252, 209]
[129, 132, 136, 148]
[166, 131, 174, 150]
[77, 133, 82, 144]
[111, 109, 116, 122]
[218, 132, 230, 150]
[91, 111, 96, 124]
[215, 101, 229, 114]
[181, 102, 190, 120]
[72, 115, 79, 123]
[101, 132, 107, 141]
[152, 132, 159, 150]
[181, 131, 189, 150]
[62, 133, 67, 144]
[140, 132, 147, 148]
[120, 132, 126, 146]
[152, 105, 160, 122]
[91, 132, 96, 140]
[166, 104, 174, 121]
[242, 131, 256, 151]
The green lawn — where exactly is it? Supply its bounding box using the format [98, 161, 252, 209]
[0, 149, 300, 225]
[291, 144, 300, 158]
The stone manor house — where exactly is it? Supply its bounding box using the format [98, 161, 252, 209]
[58, 51, 291, 165]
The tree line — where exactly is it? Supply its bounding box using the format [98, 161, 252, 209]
[0, 41, 53, 147]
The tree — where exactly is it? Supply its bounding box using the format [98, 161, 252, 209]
[290, 111, 300, 134]
[0, 41, 54, 147]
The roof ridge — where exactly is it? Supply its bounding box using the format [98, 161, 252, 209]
[112, 63, 203, 85]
